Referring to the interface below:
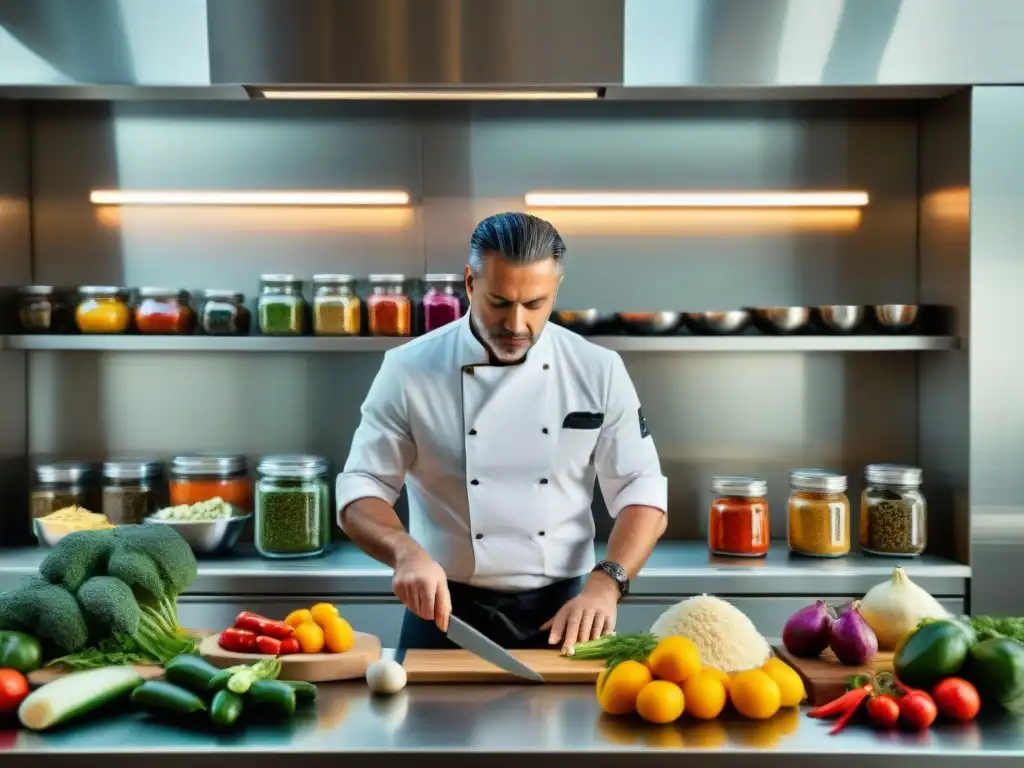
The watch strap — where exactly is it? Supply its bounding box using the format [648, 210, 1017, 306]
[592, 560, 629, 599]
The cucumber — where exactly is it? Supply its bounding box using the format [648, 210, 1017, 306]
[210, 669, 233, 690]
[245, 679, 296, 718]
[18, 665, 143, 731]
[281, 680, 318, 704]
[164, 655, 223, 695]
[210, 689, 244, 727]
[131, 681, 207, 716]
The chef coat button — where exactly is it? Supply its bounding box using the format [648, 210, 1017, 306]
[542, 427, 549, 434]
[470, 479, 480, 486]
[469, 429, 477, 436]
[475, 533, 483, 539]
[540, 478, 549, 485]
[538, 531, 545, 536]
[543, 363, 550, 370]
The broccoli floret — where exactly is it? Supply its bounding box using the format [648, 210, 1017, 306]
[106, 545, 166, 602]
[114, 525, 197, 593]
[38, 529, 117, 592]
[0, 575, 89, 655]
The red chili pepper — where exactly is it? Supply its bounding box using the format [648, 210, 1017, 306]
[256, 635, 283, 655]
[219, 627, 258, 653]
[279, 637, 300, 655]
[234, 611, 294, 639]
[829, 687, 872, 735]
[808, 684, 873, 718]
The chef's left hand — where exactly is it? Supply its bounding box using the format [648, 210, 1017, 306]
[541, 576, 618, 653]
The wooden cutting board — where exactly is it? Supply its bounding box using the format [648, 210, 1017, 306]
[198, 632, 381, 682]
[772, 645, 894, 706]
[29, 663, 163, 686]
[402, 649, 604, 683]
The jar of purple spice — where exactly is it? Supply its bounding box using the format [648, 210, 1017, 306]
[422, 274, 465, 332]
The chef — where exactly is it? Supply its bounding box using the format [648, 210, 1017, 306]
[336, 212, 668, 652]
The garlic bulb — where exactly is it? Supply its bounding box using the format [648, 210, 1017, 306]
[859, 567, 950, 650]
[366, 659, 408, 694]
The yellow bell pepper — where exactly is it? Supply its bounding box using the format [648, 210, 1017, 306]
[293, 621, 325, 654]
[285, 608, 313, 628]
[322, 616, 355, 654]
[310, 603, 339, 627]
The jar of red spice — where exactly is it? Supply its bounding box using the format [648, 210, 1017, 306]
[422, 274, 465, 333]
[134, 288, 195, 335]
[367, 274, 411, 337]
[708, 476, 770, 557]
[170, 453, 252, 511]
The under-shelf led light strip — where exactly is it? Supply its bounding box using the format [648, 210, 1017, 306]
[256, 89, 601, 101]
[89, 190, 411, 207]
[523, 191, 869, 208]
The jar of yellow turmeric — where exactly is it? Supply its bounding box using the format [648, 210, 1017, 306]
[787, 469, 850, 557]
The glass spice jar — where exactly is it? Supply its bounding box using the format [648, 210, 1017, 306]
[31, 461, 99, 520]
[258, 275, 306, 336]
[198, 290, 251, 336]
[16, 286, 69, 334]
[787, 469, 850, 558]
[170, 454, 253, 511]
[422, 274, 465, 333]
[860, 463, 927, 557]
[102, 459, 164, 525]
[367, 274, 411, 337]
[75, 286, 131, 334]
[312, 274, 361, 336]
[708, 476, 770, 557]
[255, 455, 331, 559]
[134, 288, 195, 335]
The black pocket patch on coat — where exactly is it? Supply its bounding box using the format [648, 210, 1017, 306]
[638, 407, 650, 438]
[562, 411, 605, 430]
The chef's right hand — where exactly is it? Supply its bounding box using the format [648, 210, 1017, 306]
[393, 551, 452, 632]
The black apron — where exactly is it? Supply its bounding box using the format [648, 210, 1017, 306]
[397, 576, 584, 649]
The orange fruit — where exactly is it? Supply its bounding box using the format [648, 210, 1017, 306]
[682, 670, 728, 720]
[635, 680, 685, 724]
[596, 661, 653, 715]
[729, 669, 781, 720]
[761, 658, 805, 707]
[646, 636, 702, 683]
[702, 666, 731, 690]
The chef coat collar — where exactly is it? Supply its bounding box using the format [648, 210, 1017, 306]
[457, 310, 553, 372]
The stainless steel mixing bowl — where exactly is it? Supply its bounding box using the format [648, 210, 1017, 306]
[815, 305, 865, 334]
[683, 310, 750, 335]
[872, 304, 919, 333]
[144, 512, 251, 556]
[617, 311, 682, 335]
[752, 306, 811, 334]
[552, 309, 603, 334]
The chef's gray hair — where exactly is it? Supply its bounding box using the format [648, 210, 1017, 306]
[468, 212, 566, 275]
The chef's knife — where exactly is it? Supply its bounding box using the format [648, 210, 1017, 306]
[446, 615, 546, 683]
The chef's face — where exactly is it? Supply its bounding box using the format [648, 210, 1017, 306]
[465, 254, 561, 363]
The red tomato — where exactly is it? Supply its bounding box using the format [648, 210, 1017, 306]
[0, 669, 29, 714]
[899, 690, 938, 730]
[866, 693, 900, 728]
[932, 678, 982, 722]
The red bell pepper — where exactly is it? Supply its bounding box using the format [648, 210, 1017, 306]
[234, 611, 294, 639]
[279, 637, 300, 655]
[219, 627, 258, 653]
[256, 635, 283, 655]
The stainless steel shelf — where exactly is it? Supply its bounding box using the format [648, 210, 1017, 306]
[1, 334, 961, 353]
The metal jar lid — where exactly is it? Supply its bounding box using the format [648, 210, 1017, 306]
[17, 285, 55, 296]
[789, 469, 848, 493]
[138, 287, 190, 300]
[172, 453, 247, 477]
[201, 289, 245, 302]
[260, 274, 302, 285]
[711, 476, 767, 497]
[36, 461, 97, 484]
[424, 274, 462, 284]
[368, 274, 407, 283]
[79, 286, 126, 297]
[864, 463, 923, 486]
[258, 454, 329, 479]
[103, 459, 163, 481]
[312, 274, 355, 284]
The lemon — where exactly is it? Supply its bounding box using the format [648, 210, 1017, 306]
[762, 657, 806, 707]
[728, 669, 781, 720]
[646, 636, 702, 684]
[702, 666, 732, 690]
[635, 680, 685, 724]
[681, 669, 728, 720]
[596, 660, 653, 715]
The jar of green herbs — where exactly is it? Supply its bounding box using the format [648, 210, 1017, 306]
[255, 455, 331, 558]
[859, 463, 927, 556]
[257, 275, 306, 335]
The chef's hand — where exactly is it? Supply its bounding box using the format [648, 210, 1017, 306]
[393, 550, 452, 632]
[541, 576, 618, 653]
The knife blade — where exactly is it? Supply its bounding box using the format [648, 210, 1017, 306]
[446, 615, 545, 683]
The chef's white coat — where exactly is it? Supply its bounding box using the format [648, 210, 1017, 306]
[336, 312, 668, 591]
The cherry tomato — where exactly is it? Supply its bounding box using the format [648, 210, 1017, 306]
[899, 690, 938, 730]
[932, 677, 982, 722]
[0, 669, 29, 715]
[866, 693, 900, 728]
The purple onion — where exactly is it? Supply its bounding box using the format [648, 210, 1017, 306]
[829, 601, 879, 666]
[783, 600, 835, 657]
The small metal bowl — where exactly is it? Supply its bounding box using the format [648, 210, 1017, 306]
[815, 305, 865, 334]
[552, 309, 603, 335]
[617, 312, 682, 335]
[684, 310, 750, 335]
[752, 307, 811, 335]
[144, 512, 251, 556]
[872, 304, 919, 333]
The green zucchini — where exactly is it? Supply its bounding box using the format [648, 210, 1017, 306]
[964, 637, 1024, 711]
[245, 679, 296, 718]
[210, 689, 244, 727]
[164, 655, 224, 695]
[281, 680, 318, 704]
[18, 665, 143, 731]
[131, 680, 207, 716]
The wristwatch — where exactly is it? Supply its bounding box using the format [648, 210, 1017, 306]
[592, 560, 630, 600]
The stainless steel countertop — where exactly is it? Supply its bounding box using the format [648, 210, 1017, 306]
[0, 541, 970, 596]
[1, 683, 1020, 766]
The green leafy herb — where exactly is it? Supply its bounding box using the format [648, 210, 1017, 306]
[566, 632, 659, 668]
[970, 615, 1024, 644]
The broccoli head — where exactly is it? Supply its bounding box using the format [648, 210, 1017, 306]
[113, 525, 197, 593]
[39, 529, 117, 592]
[0, 575, 89, 655]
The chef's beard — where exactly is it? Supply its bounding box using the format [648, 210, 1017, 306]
[470, 307, 534, 364]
